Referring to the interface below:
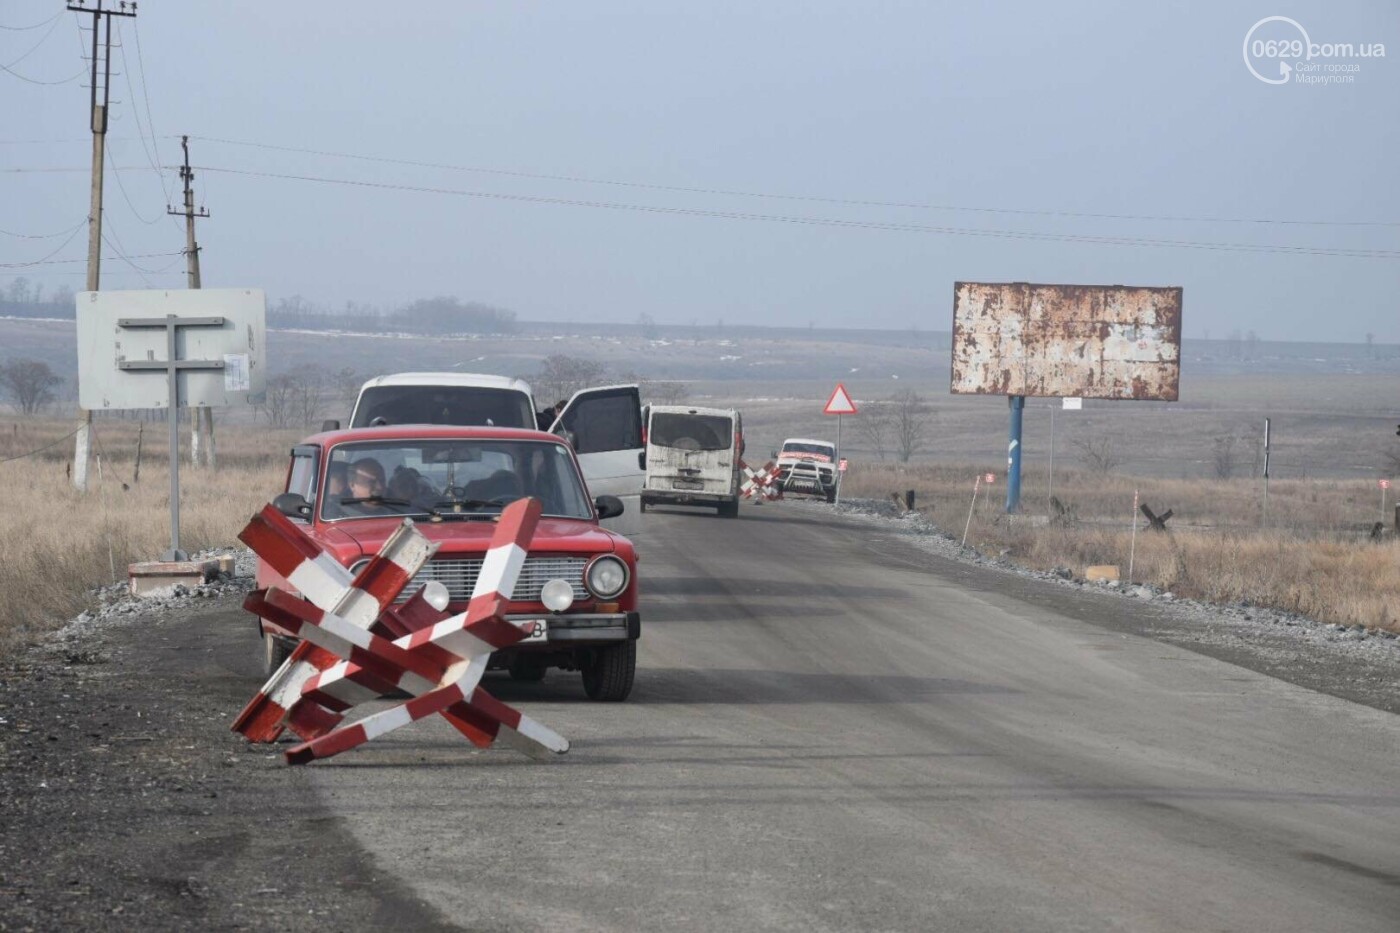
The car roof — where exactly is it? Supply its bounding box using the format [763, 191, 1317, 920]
[300, 425, 566, 446]
[781, 437, 835, 447]
[357, 372, 533, 394]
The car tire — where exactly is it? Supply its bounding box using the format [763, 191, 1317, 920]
[825, 488, 837, 504]
[262, 631, 292, 679]
[639, 498, 649, 513]
[508, 654, 548, 682]
[718, 498, 739, 518]
[581, 641, 635, 701]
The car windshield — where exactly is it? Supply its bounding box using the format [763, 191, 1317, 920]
[318, 438, 593, 521]
[351, 386, 535, 429]
[782, 443, 834, 461]
[650, 413, 733, 451]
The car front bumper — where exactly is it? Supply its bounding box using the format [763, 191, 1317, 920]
[503, 611, 640, 647]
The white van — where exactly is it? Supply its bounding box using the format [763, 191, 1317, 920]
[641, 405, 743, 517]
[346, 373, 646, 530]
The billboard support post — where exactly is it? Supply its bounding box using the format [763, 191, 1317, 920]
[1006, 395, 1024, 512]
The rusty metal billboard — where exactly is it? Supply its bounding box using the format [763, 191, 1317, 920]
[951, 282, 1181, 400]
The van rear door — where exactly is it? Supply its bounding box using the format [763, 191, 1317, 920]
[550, 385, 644, 529]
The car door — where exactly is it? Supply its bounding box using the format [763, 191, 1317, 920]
[550, 385, 644, 531]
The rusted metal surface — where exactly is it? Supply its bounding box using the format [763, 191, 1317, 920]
[951, 282, 1182, 400]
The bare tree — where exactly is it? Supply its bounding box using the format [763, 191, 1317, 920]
[1382, 444, 1400, 478]
[891, 390, 930, 463]
[259, 374, 300, 428]
[531, 355, 608, 406]
[1211, 435, 1238, 479]
[1070, 436, 1122, 474]
[857, 400, 893, 461]
[0, 358, 62, 414]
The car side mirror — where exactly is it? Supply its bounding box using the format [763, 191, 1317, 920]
[321, 419, 340, 431]
[638, 451, 647, 470]
[273, 492, 312, 519]
[594, 495, 625, 520]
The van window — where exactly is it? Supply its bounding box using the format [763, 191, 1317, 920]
[651, 413, 733, 452]
[560, 390, 642, 454]
[352, 386, 534, 429]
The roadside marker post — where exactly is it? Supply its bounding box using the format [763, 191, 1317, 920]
[961, 474, 993, 550]
[1128, 489, 1140, 584]
[1382, 478, 1391, 524]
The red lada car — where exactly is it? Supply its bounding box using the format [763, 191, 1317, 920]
[257, 425, 640, 701]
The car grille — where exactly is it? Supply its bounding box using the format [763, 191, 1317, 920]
[397, 556, 588, 604]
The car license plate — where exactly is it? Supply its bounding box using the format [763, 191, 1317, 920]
[514, 619, 548, 642]
[673, 478, 704, 490]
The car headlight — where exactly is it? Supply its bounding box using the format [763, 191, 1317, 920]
[541, 579, 575, 612]
[584, 555, 629, 599]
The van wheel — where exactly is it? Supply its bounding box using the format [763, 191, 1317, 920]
[718, 499, 739, 518]
[262, 631, 292, 679]
[639, 498, 649, 513]
[581, 642, 635, 701]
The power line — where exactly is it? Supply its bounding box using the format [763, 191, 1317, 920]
[189, 164, 1400, 260]
[189, 134, 1400, 229]
[0, 222, 88, 267]
[0, 248, 181, 269]
[1, 11, 63, 68]
[0, 12, 63, 31]
[0, 218, 88, 239]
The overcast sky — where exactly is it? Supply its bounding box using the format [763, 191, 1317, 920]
[3, 1, 1397, 340]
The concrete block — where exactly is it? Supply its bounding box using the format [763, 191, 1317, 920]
[216, 554, 236, 576]
[1084, 564, 1120, 582]
[128, 559, 218, 597]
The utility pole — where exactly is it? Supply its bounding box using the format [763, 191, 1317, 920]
[69, 0, 137, 492]
[169, 135, 215, 468]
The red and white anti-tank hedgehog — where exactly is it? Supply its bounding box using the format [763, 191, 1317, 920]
[231, 425, 642, 763]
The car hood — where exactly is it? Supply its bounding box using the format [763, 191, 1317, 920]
[328, 516, 621, 559]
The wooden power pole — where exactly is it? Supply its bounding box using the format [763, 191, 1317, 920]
[69, 0, 136, 491]
[169, 135, 215, 468]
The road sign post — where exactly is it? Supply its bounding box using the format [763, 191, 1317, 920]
[78, 289, 266, 561]
[823, 383, 858, 507]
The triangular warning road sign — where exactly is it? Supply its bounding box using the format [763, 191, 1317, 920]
[823, 383, 858, 415]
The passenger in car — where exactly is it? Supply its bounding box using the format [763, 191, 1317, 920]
[322, 462, 349, 517]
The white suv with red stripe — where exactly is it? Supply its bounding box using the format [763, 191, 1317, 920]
[259, 425, 641, 701]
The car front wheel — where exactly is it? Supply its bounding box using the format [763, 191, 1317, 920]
[262, 631, 292, 678]
[581, 641, 636, 701]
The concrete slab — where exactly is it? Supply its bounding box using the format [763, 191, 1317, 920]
[128, 559, 219, 597]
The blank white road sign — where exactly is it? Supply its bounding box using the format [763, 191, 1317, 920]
[76, 289, 267, 410]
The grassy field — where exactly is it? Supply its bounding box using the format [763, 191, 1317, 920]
[842, 463, 1400, 634]
[0, 418, 295, 651]
[2, 413, 1397, 653]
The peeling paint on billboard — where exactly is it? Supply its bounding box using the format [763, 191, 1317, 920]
[951, 282, 1182, 400]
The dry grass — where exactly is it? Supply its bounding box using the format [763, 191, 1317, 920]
[3, 414, 1397, 653]
[0, 417, 298, 651]
[845, 463, 1400, 634]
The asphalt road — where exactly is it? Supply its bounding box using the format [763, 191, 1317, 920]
[304, 502, 1400, 932]
[4, 501, 1399, 931]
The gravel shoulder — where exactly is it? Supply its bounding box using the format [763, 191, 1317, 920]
[0, 569, 453, 932]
